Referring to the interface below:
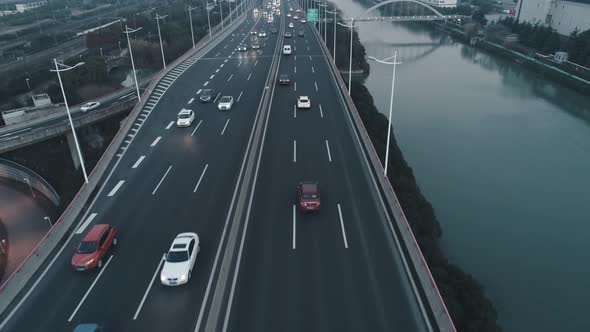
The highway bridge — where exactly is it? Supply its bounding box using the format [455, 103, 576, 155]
[0, 0, 455, 331]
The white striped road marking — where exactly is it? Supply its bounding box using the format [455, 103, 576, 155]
[227, 74, 233, 82]
[315, 81, 318, 92]
[293, 104, 296, 118]
[237, 62, 241, 68]
[237, 91, 243, 102]
[337, 204, 349, 248]
[76, 213, 97, 234]
[224, 59, 228, 63]
[132, 156, 145, 169]
[107, 180, 125, 197]
[247, 73, 252, 80]
[294, 46, 296, 52]
[307, 46, 310, 51]
[197, 89, 202, 94]
[204, 81, 209, 86]
[293, 140, 296, 163]
[188, 98, 194, 104]
[191, 120, 203, 137]
[165, 121, 174, 130]
[325, 140, 332, 162]
[210, 75, 215, 79]
[151, 136, 162, 147]
[221, 63, 225, 68]
[292, 205, 296, 249]
[152, 166, 172, 195]
[68, 255, 114, 321]
[319, 104, 324, 118]
[193, 164, 209, 192]
[216, 69, 220, 73]
[294, 66, 296, 73]
[214, 92, 221, 103]
[221, 119, 230, 135]
[294, 82, 297, 91]
[215, 52, 221, 56]
[312, 66, 315, 73]
[133, 255, 165, 320]
[294, 55, 297, 61]
[254, 60, 258, 66]
[309, 55, 312, 60]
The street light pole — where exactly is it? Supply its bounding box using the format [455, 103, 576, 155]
[44, 216, 52, 228]
[348, 19, 353, 94]
[368, 53, 402, 177]
[155, 13, 168, 69]
[188, 5, 198, 48]
[220, 1, 225, 30]
[50, 59, 89, 184]
[206, 2, 213, 38]
[25, 78, 30, 89]
[326, 9, 336, 63]
[123, 25, 142, 102]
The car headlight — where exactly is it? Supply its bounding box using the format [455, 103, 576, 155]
[161, 275, 167, 282]
[180, 274, 187, 281]
[85, 259, 95, 266]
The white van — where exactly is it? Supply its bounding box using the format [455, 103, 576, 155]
[283, 45, 292, 55]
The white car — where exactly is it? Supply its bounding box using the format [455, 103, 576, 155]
[288, 22, 294, 28]
[301, 18, 306, 23]
[176, 109, 195, 127]
[218, 96, 234, 111]
[293, 15, 298, 20]
[283, 45, 292, 55]
[297, 96, 311, 109]
[160, 233, 200, 286]
[80, 102, 100, 112]
[287, 13, 291, 17]
[259, 31, 267, 37]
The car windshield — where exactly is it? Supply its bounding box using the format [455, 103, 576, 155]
[179, 113, 191, 119]
[220, 97, 231, 103]
[166, 250, 189, 262]
[280, 75, 288, 79]
[303, 193, 318, 199]
[300, 98, 308, 102]
[76, 241, 97, 254]
[202, 89, 212, 96]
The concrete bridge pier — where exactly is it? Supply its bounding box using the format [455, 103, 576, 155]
[65, 132, 81, 170]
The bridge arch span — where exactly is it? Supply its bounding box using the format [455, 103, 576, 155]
[358, 0, 446, 20]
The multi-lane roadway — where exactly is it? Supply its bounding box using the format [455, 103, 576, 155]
[0, 1, 432, 331]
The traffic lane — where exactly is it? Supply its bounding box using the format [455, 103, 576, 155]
[1, 17, 265, 332]
[68, 40, 280, 329]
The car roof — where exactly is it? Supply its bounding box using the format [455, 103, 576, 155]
[280, 74, 289, 77]
[83, 224, 109, 241]
[178, 109, 192, 115]
[170, 233, 198, 250]
[299, 96, 309, 99]
[301, 183, 318, 194]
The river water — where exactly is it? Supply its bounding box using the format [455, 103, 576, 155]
[333, 1, 590, 331]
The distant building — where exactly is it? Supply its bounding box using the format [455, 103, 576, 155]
[31, 94, 52, 108]
[422, 0, 457, 8]
[515, 0, 590, 35]
[14, 1, 47, 13]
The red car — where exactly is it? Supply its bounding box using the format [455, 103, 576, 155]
[72, 224, 117, 271]
[297, 181, 321, 212]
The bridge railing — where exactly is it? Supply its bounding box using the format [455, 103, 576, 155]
[0, 10, 248, 317]
[0, 158, 60, 207]
[310, 19, 457, 332]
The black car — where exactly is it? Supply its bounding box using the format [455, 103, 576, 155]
[271, 28, 278, 34]
[200, 89, 215, 102]
[298, 30, 304, 37]
[284, 32, 292, 38]
[279, 74, 290, 85]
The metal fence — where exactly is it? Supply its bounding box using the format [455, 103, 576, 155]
[0, 158, 60, 206]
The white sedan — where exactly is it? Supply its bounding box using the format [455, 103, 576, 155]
[288, 22, 294, 28]
[80, 102, 100, 112]
[160, 233, 200, 286]
[218, 96, 234, 111]
[176, 109, 195, 127]
[297, 96, 311, 109]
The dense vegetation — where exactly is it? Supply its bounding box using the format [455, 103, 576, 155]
[492, 17, 590, 67]
[335, 2, 503, 330]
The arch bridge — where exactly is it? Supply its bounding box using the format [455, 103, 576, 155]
[342, 0, 467, 22]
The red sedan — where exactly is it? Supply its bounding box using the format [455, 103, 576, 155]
[71, 224, 117, 271]
[297, 181, 321, 212]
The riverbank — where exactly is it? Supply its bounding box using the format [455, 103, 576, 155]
[329, 7, 502, 331]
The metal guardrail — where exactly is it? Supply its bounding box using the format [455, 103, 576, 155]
[0, 158, 60, 207]
[310, 20, 457, 332]
[0, 11, 248, 318]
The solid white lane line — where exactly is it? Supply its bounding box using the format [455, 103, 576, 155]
[133, 255, 165, 320]
[197, 89, 202, 94]
[337, 204, 349, 248]
[319, 104, 324, 118]
[292, 205, 296, 249]
[193, 164, 209, 193]
[76, 213, 97, 234]
[315, 81, 318, 92]
[214, 92, 221, 103]
[191, 120, 203, 137]
[293, 104, 296, 118]
[227, 74, 233, 82]
[107, 180, 125, 197]
[151, 136, 162, 147]
[221, 119, 230, 135]
[325, 140, 332, 162]
[165, 121, 174, 130]
[247, 73, 252, 80]
[152, 166, 172, 195]
[188, 98, 195, 104]
[210, 75, 215, 79]
[293, 140, 296, 163]
[132, 156, 146, 169]
[68, 255, 114, 321]
[237, 91, 243, 102]
[312, 66, 315, 73]
[204, 81, 209, 86]
[294, 82, 297, 91]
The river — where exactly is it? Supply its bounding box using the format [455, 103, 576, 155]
[332, 1, 590, 331]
